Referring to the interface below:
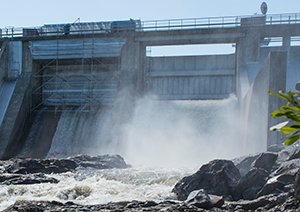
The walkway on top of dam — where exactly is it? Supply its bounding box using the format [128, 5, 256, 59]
[0, 13, 300, 45]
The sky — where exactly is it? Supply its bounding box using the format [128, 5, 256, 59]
[1, 0, 299, 56]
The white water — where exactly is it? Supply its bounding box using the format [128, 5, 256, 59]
[0, 95, 250, 210]
[0, 166, 193, 210]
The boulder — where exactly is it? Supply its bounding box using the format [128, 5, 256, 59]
[5, 158, 77, 174]
[294, 169, 300, 200]
[256, 179, 284, 198]
[184, 189, 224, 209]
[172, 159, 241, 200]
[184, 189, 213, 209]
[233, 168, 269, 200]
[0, 173, 59, 185]
[234, 154, 260, 177]
[270, 159, 300, 178]
[70, 154, 130, 169]
[252, 152, 278, 173]
[2, 154, 130, 175]
[288, 149, 300, 161]
[228, 193, 288, 211]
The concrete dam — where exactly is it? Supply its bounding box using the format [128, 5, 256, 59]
[0, 13, 300, 160]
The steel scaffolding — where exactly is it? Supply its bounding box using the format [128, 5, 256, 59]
[30, 38, 125, 112]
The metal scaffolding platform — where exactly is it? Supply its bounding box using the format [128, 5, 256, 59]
[30, 38, 125, 112]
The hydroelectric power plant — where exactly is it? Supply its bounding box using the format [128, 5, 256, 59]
[1, 9, 300, 210]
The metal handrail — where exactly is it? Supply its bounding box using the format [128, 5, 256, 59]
[1, 13, 300, 38]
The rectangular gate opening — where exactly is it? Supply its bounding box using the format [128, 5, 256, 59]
[145, 44, 236, 100]
[147, 44, 235, 57]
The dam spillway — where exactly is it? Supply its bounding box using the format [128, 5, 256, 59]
[0, 13, 299, 159]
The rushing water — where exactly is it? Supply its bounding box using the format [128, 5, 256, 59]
[0, 95, 249, 210]
[0, 166, 194, 210]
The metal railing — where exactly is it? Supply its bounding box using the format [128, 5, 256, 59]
[1, 13, 299, 38]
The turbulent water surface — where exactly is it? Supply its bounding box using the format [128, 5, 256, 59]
[0, 95, 250, 210]
[0, 166, 194, 210]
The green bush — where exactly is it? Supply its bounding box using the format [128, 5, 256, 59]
[269, 90, 300, 146]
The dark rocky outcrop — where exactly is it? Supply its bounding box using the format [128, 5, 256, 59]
[233, 167, 269, 200]
[172, 159, 241, 200]
[1, 154, 130, 175]
[185, 189, 224, 209]
[234, 153, 260, 177]
[0, 154, 130, 186]
[169, 146, 300, 211]
[0, 173, 59, 185]
[252, 152, 278, 173]
[71, 154, 130, 169]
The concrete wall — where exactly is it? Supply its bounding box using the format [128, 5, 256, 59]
[146, 54, 235, 99]
[7, 42, 22, 79]
[0, 41, 8, 88]
[0, 42, 33, 159]
[242, 51, 287, 153]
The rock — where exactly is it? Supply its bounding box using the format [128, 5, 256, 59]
[5, 158, 77, 174]
[288, 149, 300, 161]
[252, 152, 278, 173]
[234, 153, 260, 177]
[184, 189, 213, 209]
[277, 146, 299, 162]
[267, 144, 285, 153]
[0, 173, 59, 185]
[208, 194, 224, 208]
[233, 168, 269, 200]
[294, 169, 300, 200]
[227, 192, 289, 211]
[70, 154, 130, 169]
[256, 179, 284, 197]
[270, 158, 300, 177]
[2, 154, 130, 175]
[172, 159, 241, 200]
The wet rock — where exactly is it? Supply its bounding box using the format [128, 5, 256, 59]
[270, 158, 300, 177]
[70, 154, 130, 169]
[184, 189, 224, 209]
[185, 189, 213, 209]
[233, 167, 269, 200]
[277, 145, 299, 162]
[1, 154, 130, 175]
[234, 153, 260, 177]
[288, 148, 300, 161]
[256, 178, 284, 197]
[172, 159, 241, 200]
[267, 144, 285, 153]
[294, 169, 300, 200]
[0, 173, 59, 185]
[227, 192, 289, 211]
[252, 152, 278, 173]
[5, 158, 77, 174]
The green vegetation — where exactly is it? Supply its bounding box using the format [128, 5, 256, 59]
[269, 90, 300, 146]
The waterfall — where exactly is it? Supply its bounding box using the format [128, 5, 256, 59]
[45, 94, 245, 167]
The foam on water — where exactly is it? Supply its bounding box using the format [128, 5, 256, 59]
[0, 166, 194, 210]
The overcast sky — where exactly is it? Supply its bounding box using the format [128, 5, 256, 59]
[1, 0, 298, 56]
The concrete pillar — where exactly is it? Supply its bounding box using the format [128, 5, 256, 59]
[267, 51, 287, 148]
[282, 36, 290, 61]
[237, 28, 261, 69]
[0, 42, 33, 159]
[119, 37, 145, 94]
[7, 41, 22, 79]
[0, 41, 8, 89]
